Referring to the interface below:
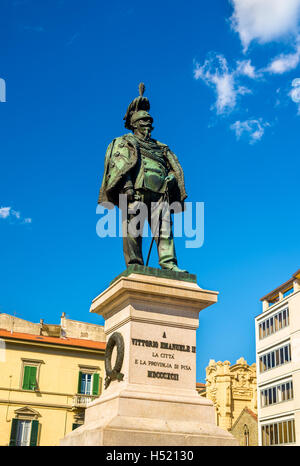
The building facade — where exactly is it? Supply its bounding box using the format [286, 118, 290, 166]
[197, 358, 258, 445]
[255, 269, 300, 446]
[0, 313, 105, 446]
[230, 407, 258, 446]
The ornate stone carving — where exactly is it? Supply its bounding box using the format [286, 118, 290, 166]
[203, 358, 257, 431]
[104, 332, 125, 389]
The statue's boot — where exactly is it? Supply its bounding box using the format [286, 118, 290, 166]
[162, 263, 189, 273]
[156, 235, 188, 274]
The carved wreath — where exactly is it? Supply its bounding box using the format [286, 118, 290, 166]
[104, 332, 125, 389]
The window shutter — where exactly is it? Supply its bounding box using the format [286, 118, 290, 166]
[22, 366, 31, 390]
[9, 418, 18, 446]
[22, 366, 37, 390]
[92, 373, 100, 395]
[77, 371, 83, 393]
[29, 366, 37, 390]
[30, 420, 39, 446]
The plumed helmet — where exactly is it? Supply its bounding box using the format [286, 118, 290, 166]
[123, 83, 153, 130]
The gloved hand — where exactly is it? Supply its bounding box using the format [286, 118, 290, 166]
[165, 173, 176, 187]
[124, 187, 135, 203]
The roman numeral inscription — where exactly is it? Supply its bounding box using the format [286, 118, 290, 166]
[131, 337, 196, 382]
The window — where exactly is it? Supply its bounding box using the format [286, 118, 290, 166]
[270, 317, 274, 334]
[283, 309, 287, 326]
[21, 359, 43, 391]
[261, 419, 296, 445]
[81, 373, 92, 395]
[275, 349, 280, 365]
[284, 345, 289, 362]
[259, 343, 291, 373]
[258, 308, 289, 340]
[77, 371, 100, 396]
[22, 366, 37, 391]
[9, 419, 39, 446]
[244, 424, 249, 446]
[260, 380, 293, 407]
[279, 313, 282, 329]
[17, 420, 31, 446]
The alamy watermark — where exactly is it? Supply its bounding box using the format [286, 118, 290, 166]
[96, 195, 204, 249]
[0, 78, 6, 102]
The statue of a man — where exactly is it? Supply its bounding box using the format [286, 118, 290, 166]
[98, 84, 188, 273]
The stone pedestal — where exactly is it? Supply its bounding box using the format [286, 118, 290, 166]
[60, 271, 238, 446]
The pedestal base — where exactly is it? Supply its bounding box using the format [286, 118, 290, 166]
[60, 271, 238, 446]
[60, 382, 237, 446]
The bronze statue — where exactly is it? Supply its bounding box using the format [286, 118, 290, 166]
[98, 84, 188, 273]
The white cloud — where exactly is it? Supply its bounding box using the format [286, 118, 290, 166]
[194, 2, 300, 127]
[230, 0, 300, 51]
[230, 118, 270, 143]
[0, 207, 11, 219]
[289, 77, 300, 113]
[11, 210, 21, 219]
[194, 54, 251, 114]
[236, 59, 260, 78]
[266, 41, 300, 74]
[0, 206, 32, 224]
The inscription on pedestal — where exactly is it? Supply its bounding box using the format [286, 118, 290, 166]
[131, 336, 196, 385]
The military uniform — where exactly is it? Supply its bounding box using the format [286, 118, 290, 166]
[98, 84, 188, 271]
[98, 133, 187, 269]
[98, 133, 187, 207]
[130, 137, 169, 193]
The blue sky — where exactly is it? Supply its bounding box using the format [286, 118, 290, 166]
[1, 0, 300, 382]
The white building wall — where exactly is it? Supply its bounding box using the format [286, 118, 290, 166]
[255, 286, 300, 446]
[290, 291, 300, 444]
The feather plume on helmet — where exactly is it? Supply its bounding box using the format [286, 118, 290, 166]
[123, 83, 153, 130]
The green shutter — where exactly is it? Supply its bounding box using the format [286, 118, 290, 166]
[29, 420, 39, 446]
[22, 366, 37, 390]
[9, 418, 18, 446]
[29, 366, 37, 390]
[77, 371, 83, 393]
[22, 366, 31, 390]
[92, 373, 100, 395]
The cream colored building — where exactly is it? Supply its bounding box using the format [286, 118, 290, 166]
[255, 269, 300, 446]
[197, 358, 258, 445]
[230, 407, 258, 446]
[0, 313, 105, 446]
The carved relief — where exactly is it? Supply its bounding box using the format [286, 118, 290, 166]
[204, 358, 257, 430]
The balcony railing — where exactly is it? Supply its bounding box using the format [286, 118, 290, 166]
[72, 394, 98, 408]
